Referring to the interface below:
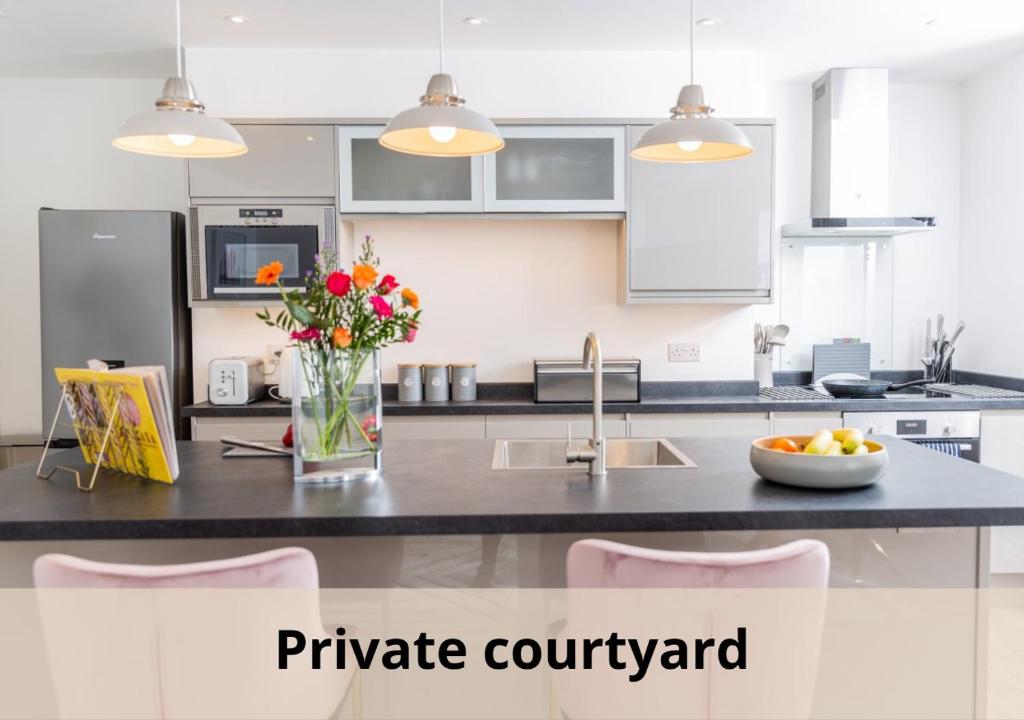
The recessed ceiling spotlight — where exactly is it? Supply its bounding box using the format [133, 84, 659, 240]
[696, 17, 721, 26]
[226, 14, 248, 24]
[925, 17, 940, 26]
[462, 16, 488, 25]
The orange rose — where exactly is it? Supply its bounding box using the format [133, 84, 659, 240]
[352, 264, 378, 290]
[401, 287, 420, 309]
[332, 327, 352, 349]
[255, 261, 284, 286]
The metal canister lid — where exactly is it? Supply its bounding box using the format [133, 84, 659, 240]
[397, 363, 421, 369]
[449, 362, 477, 368]
[422, 363, 447, 368]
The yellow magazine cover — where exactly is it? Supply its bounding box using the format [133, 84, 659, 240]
[53, 368, 174, 484]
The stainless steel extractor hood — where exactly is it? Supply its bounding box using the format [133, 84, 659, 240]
[782, 68, 936, 238]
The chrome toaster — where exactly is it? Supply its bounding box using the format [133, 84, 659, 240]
[209, 356, 265, 405]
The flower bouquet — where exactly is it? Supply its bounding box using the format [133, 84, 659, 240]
[256, 236, 421, 482]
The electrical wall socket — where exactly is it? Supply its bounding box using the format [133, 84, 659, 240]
[668, 343, 701, 363]
[266, 345, 288, 380]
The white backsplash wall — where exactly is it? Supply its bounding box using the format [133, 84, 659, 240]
[958, 50, 1024, 377]
[191, 219, 780, 394]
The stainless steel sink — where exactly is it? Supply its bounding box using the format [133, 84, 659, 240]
[491, 438, 697, 470]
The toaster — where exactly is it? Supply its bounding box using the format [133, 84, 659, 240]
[209, 357, 265, 405]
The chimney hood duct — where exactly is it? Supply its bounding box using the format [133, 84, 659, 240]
[782, 68, 935, 238]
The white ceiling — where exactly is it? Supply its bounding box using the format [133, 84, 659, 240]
[3, 0, 1024, 81]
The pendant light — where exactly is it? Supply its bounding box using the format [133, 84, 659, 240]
[631, 0, 752, 163]
[379, 0, 503, 157]
[113, 0, 247, 158]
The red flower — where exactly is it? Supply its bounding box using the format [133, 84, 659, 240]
[326, 271, 351, 297]
[290, 327, 321, 342]
[361, 415, 379, 442]
[281, 424, 294, 448]
[377, 274, 399, 294]
[370, 295, 393, 318]
[404, 320, 419, 343]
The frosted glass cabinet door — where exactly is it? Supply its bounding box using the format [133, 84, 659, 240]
[337, 126, 484, 212]
[484, 126, 626, 211]
[626, 123, 774, 302]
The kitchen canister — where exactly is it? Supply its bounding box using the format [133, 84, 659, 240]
[397, 364, 423, 402]
[423, 364, 450, 402]
[450, 363, 477, 402]
[754, 353, 774, 389]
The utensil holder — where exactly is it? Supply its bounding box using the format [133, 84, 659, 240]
[754, 353, 774, 389]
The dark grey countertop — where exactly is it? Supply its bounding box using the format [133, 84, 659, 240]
[3, 437, 1024, 541]
[183, 394, 1024, 418]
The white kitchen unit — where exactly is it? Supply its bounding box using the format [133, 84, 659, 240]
[482, 126, 626, 212]
[627, 413, 771, 438]
[190, 416, 290, 442]
[621, 121, 775, 304]
[385, 416, 486, 440]
[980, 411, 1024, 576]
[188, 124, 336, 201]
[337, 126, 484, 213]
[771, 412, 843, 436]
[485, 414, 627, 440]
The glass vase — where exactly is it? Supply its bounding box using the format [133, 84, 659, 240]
[292, 345, 382, 484]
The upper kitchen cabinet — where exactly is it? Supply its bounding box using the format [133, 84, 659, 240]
[188, 125, 336, 201]
[483, 126, 626, 212]
[621, 121, 775, 304]
[337, 126, 484, 213]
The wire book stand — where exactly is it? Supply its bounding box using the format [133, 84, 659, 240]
[36, 383, 126, 492]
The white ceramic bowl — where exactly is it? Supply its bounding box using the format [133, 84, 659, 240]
[750, 435, 889, 489]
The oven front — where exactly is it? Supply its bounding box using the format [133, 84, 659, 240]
[190, 205, 336, 304]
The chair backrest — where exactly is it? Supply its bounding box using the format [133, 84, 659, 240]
[34, 546, 319, 589]
[567, 538, 830, 589]
[560, 539, 830, 720]
[33, 548, 350, 720]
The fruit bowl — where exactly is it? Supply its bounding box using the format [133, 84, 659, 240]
[750, 435, 889, 489]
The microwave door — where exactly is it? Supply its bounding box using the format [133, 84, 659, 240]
[205, 225, 317, 300]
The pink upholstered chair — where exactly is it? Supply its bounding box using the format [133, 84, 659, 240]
[566, 538, 830, 589]
[34, 547, 356, 719]
[556, 539, 830, 719]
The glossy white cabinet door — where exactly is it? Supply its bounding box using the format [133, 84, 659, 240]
[483, 126, 626, 212]
[980, 411, 1024, 575]
[772, 412, 843, 436]
[188, 125, 336, 199]
[191, 417, 290, 442]
[628, 413, 771, 438]
[385, 416, 486, 440]
[624, 122, 774, 303]
[337, 126, 484, 213]
[485, 414, 627, 440]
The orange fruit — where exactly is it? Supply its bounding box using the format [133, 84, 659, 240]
[770, 437, 800, 453]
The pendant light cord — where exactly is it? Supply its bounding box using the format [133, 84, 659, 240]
[438, 0, 445, 74]
[175, 0, 183, 77]
[689, 0, 695, 85]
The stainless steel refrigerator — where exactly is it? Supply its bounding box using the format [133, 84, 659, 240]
[39, 209, 192, 441]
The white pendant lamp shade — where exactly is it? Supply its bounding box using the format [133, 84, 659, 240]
[380, 0, 502, 157]
[113, 78, 247, 158]
[113, 0, 246, 159]
[379, 73, 504, 157]
[631, 84, 753, 163]
[631, 0, 752, 164]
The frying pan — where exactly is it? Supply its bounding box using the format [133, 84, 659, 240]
[822, 377, 934, 399]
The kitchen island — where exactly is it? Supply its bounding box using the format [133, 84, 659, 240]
[1, 436, 1023, 587]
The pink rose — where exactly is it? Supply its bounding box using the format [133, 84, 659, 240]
[370, 295, 393, 319]
[326, 271, 351, 297]
[290, 327, 321, 342]
[377, 274, 399, 294]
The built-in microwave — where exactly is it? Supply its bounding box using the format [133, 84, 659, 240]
[188, 205, 336, 305]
